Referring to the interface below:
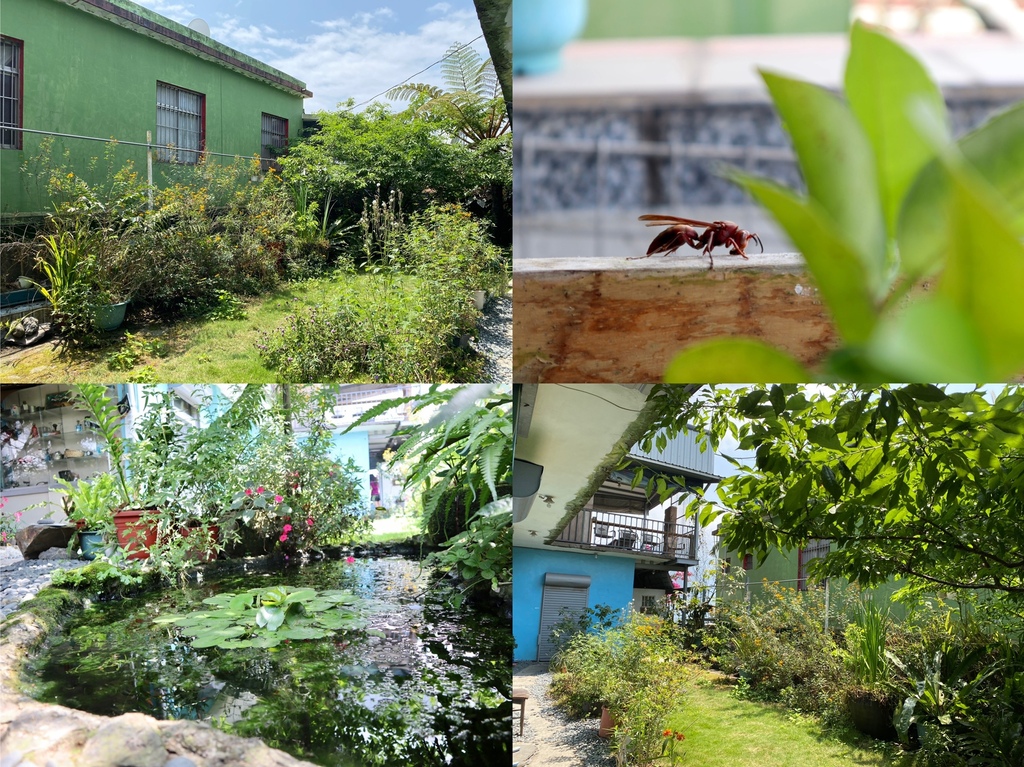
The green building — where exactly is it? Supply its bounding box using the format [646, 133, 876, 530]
[716, 536, 909, 619]
[0, 0, 311, 219]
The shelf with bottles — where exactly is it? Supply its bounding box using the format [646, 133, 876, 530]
[0, 385, 113, 492]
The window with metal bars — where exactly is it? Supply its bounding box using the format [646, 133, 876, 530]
[156, 82, 204, 164]
[261, 113, 288, 158]
[1, 36, 23, 150]
[798, 539, 831, 590]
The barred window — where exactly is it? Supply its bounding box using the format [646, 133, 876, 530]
[156, 82, 204, 164]
[1, 36, 23, 150]
[798, 539, 831, 590]
[261, 113, 288, 158]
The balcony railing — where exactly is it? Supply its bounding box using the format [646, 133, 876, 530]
[553, 509, 697, 562]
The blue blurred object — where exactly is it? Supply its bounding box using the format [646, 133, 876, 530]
[513, 0, 588, 75]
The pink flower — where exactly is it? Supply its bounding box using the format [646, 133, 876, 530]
[279, 533, 289, 542]
[1, 532, 6, 543]
[306, 517, 314, 527]
[244, 488, 253, 496]
[345, 556, 355, 564]
[256, 486, 265, 494]
[274, 495, 283, 504]
[283, 524, 292, 533]
[14, 511, 22, 522]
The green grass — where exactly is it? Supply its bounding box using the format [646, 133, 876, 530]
[0, 271, 411, 383]
[663, 669, 903, 767]
[367, 513, 421, 544]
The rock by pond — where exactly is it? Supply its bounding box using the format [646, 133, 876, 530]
[10, 556, 511, 767]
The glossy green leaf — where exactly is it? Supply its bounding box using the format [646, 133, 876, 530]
[664, 337, 809, 383]
[256, 605, 287, 632]
[820, 465, 843, 500]
[760, 70, 886, 289]
[865, 297, 990, 380]
[807, 425, 843, 451]
[733, 175, 878, 341]
[845, 21, 948, 241]
[899, 101, 1024, 278]
[783, 475, 813, 512]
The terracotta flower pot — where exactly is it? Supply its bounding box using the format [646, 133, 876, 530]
[598, 705, 616, 738]
[113, 508, 159, 560]
[175, 524, 220, 562]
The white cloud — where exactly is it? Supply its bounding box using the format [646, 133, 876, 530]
[133, 1, 485, 112]
[236, 9, 486, 112]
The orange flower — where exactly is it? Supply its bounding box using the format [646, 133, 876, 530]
[676, 732, 686, 741]
[663, 729, 672, 737]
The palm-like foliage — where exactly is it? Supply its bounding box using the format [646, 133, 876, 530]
[387, 42, 509, 146]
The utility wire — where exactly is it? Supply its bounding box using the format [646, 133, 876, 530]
[340, 34, 485, 113]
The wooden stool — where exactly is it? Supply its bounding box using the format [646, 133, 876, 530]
[512, 687, 529, 736]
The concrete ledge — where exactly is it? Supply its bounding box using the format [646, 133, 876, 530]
[513, 253, 838, 382]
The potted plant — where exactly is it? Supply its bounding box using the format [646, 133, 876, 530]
[56, 473, 118, 560]
[843, 598, 899, 741]
[72, 384, 160, 559]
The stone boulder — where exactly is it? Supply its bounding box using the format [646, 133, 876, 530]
[15, 524, 76, 559]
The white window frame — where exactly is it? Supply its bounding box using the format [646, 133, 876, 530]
[156, 82, 204, 164]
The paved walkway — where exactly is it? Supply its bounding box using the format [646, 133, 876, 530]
[512, 662, 614, 767]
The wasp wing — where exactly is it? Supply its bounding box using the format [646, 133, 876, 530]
[638, 214, 714, 228]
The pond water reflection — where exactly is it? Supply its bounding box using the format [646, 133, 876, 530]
[25, 557, 511, 766]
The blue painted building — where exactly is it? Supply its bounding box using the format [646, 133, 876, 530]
[512, 385, 720, 661]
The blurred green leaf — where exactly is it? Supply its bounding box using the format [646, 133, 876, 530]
[845, 21, 948, 243]
[900, 101, 1024, 279]
[732, 174, 878, 342]
[760, 70, 886, 291]
[866, 297, 989, 380]
[936, 159, 1024, 378]
[664, 338, 809, 382]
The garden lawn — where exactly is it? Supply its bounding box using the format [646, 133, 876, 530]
[664, 669, 903, 767]
[0, 271, 414, 383]
[368, 513, 421, 544]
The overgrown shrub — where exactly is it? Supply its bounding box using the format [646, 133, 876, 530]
[256, 280, 482, 382]
[404, 203, 508, 298]
[719, 580, 855, 719]
[551, 611, 689, 766]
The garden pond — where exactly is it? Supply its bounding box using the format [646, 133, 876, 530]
[21, 556, 511, 766]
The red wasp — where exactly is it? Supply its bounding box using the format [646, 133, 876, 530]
[633, 214, 763, 269]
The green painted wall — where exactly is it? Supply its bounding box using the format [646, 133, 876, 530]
[0, 0, 307, 216]
[582, 0, 852, 40]
[719, 545, 910, 620]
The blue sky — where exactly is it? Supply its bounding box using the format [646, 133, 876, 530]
[136, 1, 488, 112]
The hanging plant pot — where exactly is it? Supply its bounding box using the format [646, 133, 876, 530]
[113, 508, 159, 560]
[95, 300, 129, 332]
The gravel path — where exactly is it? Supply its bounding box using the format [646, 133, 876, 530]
[0, 547, 89, 621]
[475, 288, 512, 384]
[513, 662, 615, 767]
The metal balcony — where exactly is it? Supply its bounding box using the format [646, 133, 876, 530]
[552, 508, 697, 563]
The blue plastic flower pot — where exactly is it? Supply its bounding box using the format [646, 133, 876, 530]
[513, 0, 588, 76]
[79, 531, 106, 561]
